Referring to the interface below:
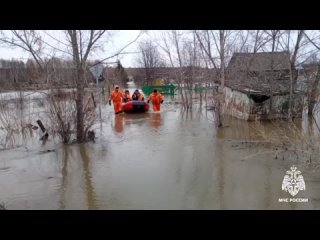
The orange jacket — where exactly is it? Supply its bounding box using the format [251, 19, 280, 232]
[123, 93, 131, 102]
[148, 93, 164, 105]
[132, 92, 144, 101]
[109, 90, 123, 103]
[138, 93, 144, 101]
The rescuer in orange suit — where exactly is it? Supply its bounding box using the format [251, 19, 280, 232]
[147, 89, 164, 112]
[109, 85, 124, 114]
[123, 90, 131, 103]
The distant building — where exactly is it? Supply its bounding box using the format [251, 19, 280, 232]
[152, 78, 164, 85]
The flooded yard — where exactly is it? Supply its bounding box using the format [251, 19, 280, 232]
[1, 91, 320, 209]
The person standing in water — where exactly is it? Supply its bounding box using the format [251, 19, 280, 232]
[147, 89, 164, 112]
[109, 85, 124, 114]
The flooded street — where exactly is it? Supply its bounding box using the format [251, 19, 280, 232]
[1, 92, 320, 209]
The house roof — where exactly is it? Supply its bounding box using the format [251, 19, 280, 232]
[224, 78, 293, 95]
[227, 52, 291, 72]
[224, 52, 295, 95]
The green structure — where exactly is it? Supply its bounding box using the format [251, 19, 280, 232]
[141, 84, 177, 96]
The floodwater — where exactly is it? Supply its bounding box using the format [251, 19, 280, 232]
[1, 90, 320, 209]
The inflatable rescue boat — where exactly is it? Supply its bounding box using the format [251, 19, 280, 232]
[122, 100, 149, 113]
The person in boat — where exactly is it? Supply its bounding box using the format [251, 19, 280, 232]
[109, 85, 124, 114]
[147, 89, 164, 112]
[132, 89, 145, 101]
[123, 90, 131, 103]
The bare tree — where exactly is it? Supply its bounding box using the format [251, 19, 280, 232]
[194, 30, 218, 69]
[250, 30, 270, 53]
[279, 30, 305, 119]
[303, 31, 320, 116]
[263, 30, 285, 115]
[158, 30, 204, 109]
[0, 30, 142, 143]
[157, 31, 187, 107]
[181, 33, 201, 109]
[137, 40, 163, 85]
[115, 60, 129, 87]
[194, 30, 236, 126]
[217, 30, 227, 88]
[0, 31, 45, 71]
[63, 30, 105, 142]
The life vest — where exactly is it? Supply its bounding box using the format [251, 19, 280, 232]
[149, 93, 164, 105]
[132, 92, 144, 101]
[138, 93, 144, 101]
[110, 90, 123, 102]
[123, 93, 131, 102]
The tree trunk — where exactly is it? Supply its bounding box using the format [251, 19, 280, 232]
[288, 64, 294, 119]
[269, 32, 277, 118]
[76, 66, 85, 142]
[288, 30, 304, 120]
[219, 31, 225, 88]
[215, 31, 225, 127]
[69, 30, 86, 142]
[308, 63, 320, 116]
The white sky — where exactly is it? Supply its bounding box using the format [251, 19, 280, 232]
[0, 30, 148, 67]
[0, 30, 318, 68]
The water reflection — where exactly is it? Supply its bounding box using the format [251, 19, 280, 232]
[122, 113, 150, 127]
[180, 108, 193, 121]
[79, 145, 98, 210]
[215, 128, 225, 209]
[58, 144, 98, 210]
[113, 114, 124, 134]
[150, 113, 162, 129]
[59, 146, 69, 210]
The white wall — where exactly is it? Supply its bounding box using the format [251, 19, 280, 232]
[222, 87, 253, 120]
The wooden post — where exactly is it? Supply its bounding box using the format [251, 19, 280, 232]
[91, 92, 97, 108]
[37, 120, 49, 140]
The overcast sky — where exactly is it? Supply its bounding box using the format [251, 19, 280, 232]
[0, 30, 318, 68]
[0, 30, 147, 67]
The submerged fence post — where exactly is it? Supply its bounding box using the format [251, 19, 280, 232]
[37, 119, 49, 140]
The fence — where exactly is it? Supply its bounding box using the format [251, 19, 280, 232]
[141, 84, 177, 95]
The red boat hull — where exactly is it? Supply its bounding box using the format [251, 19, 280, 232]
[122, 101, 149, 113]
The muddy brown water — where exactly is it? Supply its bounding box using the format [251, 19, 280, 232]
[1, 94, 320, 209]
